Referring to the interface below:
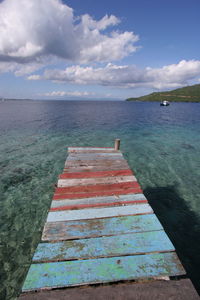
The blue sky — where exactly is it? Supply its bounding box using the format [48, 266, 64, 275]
[0, 0, 200, 100]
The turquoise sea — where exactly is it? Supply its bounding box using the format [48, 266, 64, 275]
[0, 100, 200, 299]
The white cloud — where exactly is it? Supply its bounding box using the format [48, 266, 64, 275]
[0, 0, 139, 66]
[30, 60, 200, 90]
[42, 90, 94, 97]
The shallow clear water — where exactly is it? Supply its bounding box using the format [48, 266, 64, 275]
[0, 100, 200, 299]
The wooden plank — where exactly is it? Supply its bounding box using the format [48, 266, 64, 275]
[63, 165, 128, 173]
[53, 188, 143, 200]
[64, 165, 130, 173]
[68, 147, 114, 151]
[59, 169, 133, 179]
[42, 214, 163, 241]
[46, 204, 153, 222]
[54, 182, 140, 194]
[57, 175, 137, 188]
[65, 160, 129, 167]
[50, 199, 147, 211]
[51, 194, 147, 208]
[69, 149, 121, 153]
[66, 155, 124, 161]
[33, 231, 175, 263]
[69, 152, 123, 157]
[22, 252, 185, 292]
[19, 279, 200, 300]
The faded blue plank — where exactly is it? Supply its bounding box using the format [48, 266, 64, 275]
[47, 204, 153, 222]
[51, 193, 147, 209]
[42, 214, 163, 241]
[22, 252, 185, 292]
[34, 230, 174, 263]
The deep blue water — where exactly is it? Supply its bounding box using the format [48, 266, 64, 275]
[0, 100, 200, 299]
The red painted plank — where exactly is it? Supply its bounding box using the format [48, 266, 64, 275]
[50, 199, 148, 211]
[53, 188, 143, 200]
[59, 169, 133, 179]
[55, 181, 140, 194]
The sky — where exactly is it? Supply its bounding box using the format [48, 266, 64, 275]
[0, 0, 200, 100]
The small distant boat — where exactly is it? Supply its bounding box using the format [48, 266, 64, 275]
[160, 100, 170, 106]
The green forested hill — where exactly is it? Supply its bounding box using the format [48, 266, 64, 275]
[126, 84, 200, 102]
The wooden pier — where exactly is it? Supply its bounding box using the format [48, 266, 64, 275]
[19, 141, 199, 299]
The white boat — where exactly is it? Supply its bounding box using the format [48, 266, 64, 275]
[160, 100, 170, 106]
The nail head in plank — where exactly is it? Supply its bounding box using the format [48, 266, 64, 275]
[22, 252, 185, 292]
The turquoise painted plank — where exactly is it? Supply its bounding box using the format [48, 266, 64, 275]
[34, 230, 174, 263]
[51, 193, 147, 209]
[22, 252, 185, 291]
[46, 204, 153, 222]
[42, 214, 163, 241]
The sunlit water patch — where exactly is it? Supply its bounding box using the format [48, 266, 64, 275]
[0, 100, 200, 299]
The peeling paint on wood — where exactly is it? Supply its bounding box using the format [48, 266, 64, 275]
[21, 145, 186, 296]
[53, 188, 143, 200]
[47, 204, 153, 222]
[57, 175, 137, 188]
[54, 182, 140, 194]
[22, 252, 185, 292]
[59, 169, 133, 179]
[51, 194, 147, 208]
[42, 214, 164, 241]
[34, 231, 175, 263]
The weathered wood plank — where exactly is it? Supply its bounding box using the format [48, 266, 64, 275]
[20, 279, 200, 300]
[59, 169, 133, 179]
[65, 160, 129, 167]
[53, 188, 143, 200]
[22, 252, 185, 292]
[34, 231, 175, 263]
[51, 194, 147, 208]
[50, 199, 147, 211]
[63, 165, 130, 173]
[47, 204, 153, 222]
[42, 214, 163, 241]
[67, 155, 123, 161]
[57, 175, 137, 188]
[68, 147, 114, 151]
[69, 149, 121, 153]
[54, 182, 140, 194]
[69, 152, 123, 157]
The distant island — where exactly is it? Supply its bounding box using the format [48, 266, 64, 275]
[126, 84, 200, 102]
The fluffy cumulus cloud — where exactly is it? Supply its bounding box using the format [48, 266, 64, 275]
[28, 60, 200, 90]
[0, 0, 139, 67]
